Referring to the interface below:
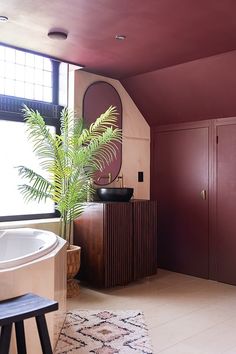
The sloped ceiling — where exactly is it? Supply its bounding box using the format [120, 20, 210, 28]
[2, 0, 236, 79]
[122, 50, 236, 126]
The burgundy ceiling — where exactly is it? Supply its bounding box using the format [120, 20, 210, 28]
[2, 0, 236, 79]
[122, 50, 236, 126]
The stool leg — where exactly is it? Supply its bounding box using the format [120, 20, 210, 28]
[35, 315, 53, 354]
[0, 323, 13, 354]
[15, 321, 27, 354]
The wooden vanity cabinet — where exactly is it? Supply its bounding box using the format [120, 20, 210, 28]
[73, 200, 157, 288]
[74, 202, 133, 288]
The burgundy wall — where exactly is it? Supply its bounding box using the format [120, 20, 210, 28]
[122, 50, 236, 126]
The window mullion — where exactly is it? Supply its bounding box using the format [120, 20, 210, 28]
[52, 60, 60, 105]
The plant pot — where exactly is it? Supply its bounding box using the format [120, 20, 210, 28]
[67, 244, 81, 298]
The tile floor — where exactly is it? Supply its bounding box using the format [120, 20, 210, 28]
[67, 270, 236, 354]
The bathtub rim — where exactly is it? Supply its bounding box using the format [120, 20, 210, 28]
[0, 227, 60, 270]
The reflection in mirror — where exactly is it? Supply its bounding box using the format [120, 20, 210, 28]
[83, 81, 122, 185]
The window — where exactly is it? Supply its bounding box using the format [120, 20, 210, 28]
[0, 120, 55, 218]
[0, 46, 53, 102]
[0, 44, 67, 221]
[59, 62, 68, 106]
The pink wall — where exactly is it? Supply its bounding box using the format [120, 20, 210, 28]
[122, 50, 236, 126]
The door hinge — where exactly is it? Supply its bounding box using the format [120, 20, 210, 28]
[216, 136, 219, 144]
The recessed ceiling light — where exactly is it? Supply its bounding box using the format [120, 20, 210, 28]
[0, 16, 8, 22]
[48, 30, 68, 40]
[115, 34, 126, 41]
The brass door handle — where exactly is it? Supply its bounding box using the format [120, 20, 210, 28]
[200, 190, 207, 200]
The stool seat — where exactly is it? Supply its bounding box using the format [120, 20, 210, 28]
[0, 293, 58, 326]
[0, 293, 58, 354]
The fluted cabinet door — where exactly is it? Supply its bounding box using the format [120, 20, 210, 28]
[73, 203, 105, 288]
[133, 200, 158, 280]
[104, 203, 133, 287]
[74, 202, 133, 288]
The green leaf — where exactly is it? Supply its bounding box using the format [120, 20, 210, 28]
[18, 105, 122, 243]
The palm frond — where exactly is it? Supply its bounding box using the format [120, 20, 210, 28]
[17, 166, 52, 186]
[23, 106, 55, 157]
[89, 106, 119, 133]
[18, 184, 52, 203]
[18, 105, 122, 243]
[22, 106, 64, 174]
[68, 203, 86, 221]
[77, 106, 120, 146]
[82, 127, 122, 171]
[17, 165, 53, 203]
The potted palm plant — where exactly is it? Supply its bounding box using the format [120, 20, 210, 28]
[17, 105, 122, 295]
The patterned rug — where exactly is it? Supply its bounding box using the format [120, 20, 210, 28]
[55, 309, 153, 354]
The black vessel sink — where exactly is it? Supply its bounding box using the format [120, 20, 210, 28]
[96, 187, 134, 202]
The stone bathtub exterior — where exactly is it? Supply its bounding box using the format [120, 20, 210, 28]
[0, 226, 67, 353]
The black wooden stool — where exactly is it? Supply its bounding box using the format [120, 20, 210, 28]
[0, 293, 58, 354]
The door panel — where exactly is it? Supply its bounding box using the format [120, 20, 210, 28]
[217, 123, 236, 285]
[154, 127, 209, 278]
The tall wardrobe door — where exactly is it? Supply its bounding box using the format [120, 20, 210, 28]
[154, 127, 209, 278]
[217, 123, 236, 285]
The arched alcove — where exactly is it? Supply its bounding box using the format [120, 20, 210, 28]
[83, 81, 122, 185]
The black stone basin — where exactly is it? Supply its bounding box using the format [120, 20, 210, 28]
[96, 187, 134, 202]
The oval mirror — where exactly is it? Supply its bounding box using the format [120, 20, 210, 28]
[83, 81, 122, 185]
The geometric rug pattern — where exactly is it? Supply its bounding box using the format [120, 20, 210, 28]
[55, 309, 153, 354]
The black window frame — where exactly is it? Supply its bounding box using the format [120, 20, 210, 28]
[0, 47, 64, 222]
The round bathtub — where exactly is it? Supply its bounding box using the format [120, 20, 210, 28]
[0, 228, 59, 269]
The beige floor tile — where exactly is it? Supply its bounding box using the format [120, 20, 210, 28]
[67, 269, 236, 354]
[157, 316, 236, 354]
[151, 306, 236, 352]
[223, 346, 236, 354]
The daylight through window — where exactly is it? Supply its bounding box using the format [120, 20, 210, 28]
[0, 46, 53, 102]
[0, 44, 67, 221]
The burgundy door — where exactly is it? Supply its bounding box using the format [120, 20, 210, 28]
[216, 122, 236, 285]
[153, 126, 209, 278]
